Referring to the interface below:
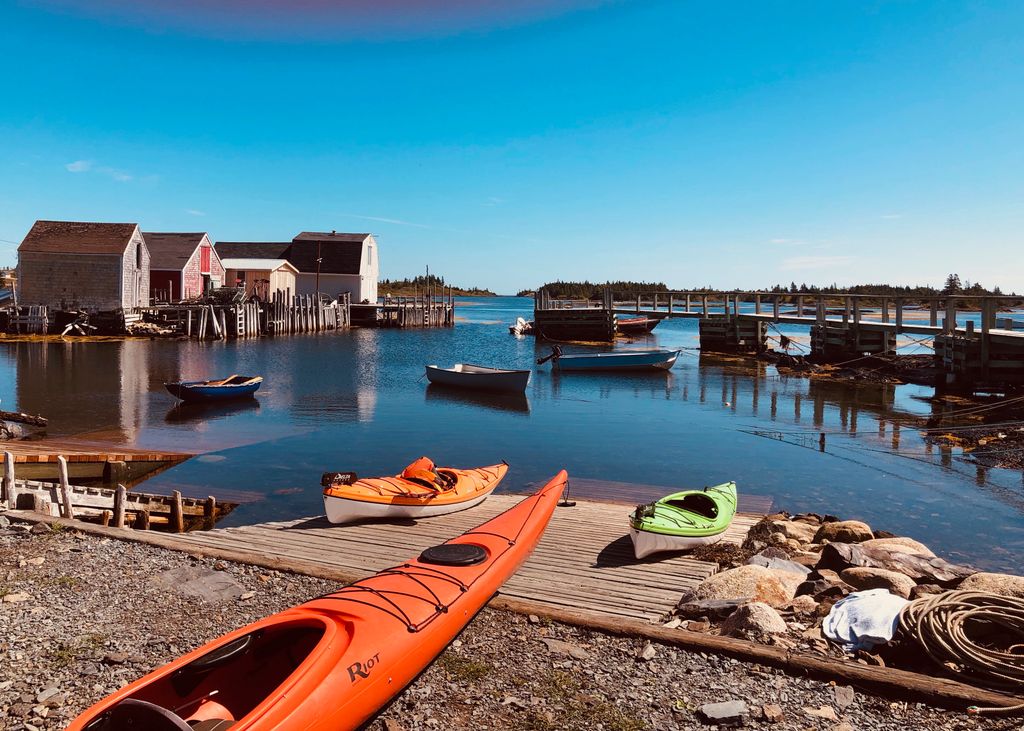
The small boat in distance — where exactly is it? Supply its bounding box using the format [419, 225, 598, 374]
[425, 363, 530, 393]
[629, 482, 738, 559]
[66, 473, 567, 731]
[509, 317, 534, 336]
[537, 346, 680, 372]
[615, 316, 661, 335]
[165, 375, 263, 402]
[322, 457, 508, 523]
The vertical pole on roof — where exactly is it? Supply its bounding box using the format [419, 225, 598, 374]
[315, 240, 322, 297]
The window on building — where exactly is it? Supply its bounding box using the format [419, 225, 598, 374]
[136, 243, 142, 269]
[367, 246, 373, 266]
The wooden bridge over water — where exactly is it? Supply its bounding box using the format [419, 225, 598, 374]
[534, 290, 1024, 388]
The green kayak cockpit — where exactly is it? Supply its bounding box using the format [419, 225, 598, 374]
[630, 482, 738, 537]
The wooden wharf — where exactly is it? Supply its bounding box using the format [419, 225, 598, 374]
[0, 441, 190, 483]
[534, 289, 1024, 388]
[351, 292, 455, 328]
[10, 491, 765, 622]
[146, 291, 351, 340]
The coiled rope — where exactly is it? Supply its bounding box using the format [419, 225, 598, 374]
[899, 590, 1024, 715]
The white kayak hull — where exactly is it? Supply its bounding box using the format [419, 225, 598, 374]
[425, 363, 530, 392]
[628, 526, 727, 559]
[324, 490, 493, 524]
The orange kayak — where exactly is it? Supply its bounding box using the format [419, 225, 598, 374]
[322, 457, 508, 524]
[67, 470, 568, 731]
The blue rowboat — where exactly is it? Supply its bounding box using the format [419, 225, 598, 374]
[164, 375, 263, 402]
[542, 348, 680, 372]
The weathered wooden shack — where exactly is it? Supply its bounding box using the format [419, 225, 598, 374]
[215, 231, 379, 303]
[17, 220, 150, 312]
[219, 256, 298, 300]
[144, 232, 225, 303]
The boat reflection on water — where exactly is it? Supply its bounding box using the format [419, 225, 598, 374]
[424, 384, 530, 415]
[164, 398, 261, 424]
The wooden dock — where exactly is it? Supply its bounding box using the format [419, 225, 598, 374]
[0, 440, 190, 482]
[56, 493, 764, 622]
[534, 289, 1024, 387]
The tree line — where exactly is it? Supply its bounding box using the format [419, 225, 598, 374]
[380, 275, 495, 296]
[522, 274, 1016, 300]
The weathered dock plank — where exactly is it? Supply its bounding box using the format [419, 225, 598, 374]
[155, 494, 762, 622]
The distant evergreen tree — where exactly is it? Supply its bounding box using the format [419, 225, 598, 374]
[942, 273, 963, 295]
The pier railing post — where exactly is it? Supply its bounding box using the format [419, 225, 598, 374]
[895, 298, 904, 334]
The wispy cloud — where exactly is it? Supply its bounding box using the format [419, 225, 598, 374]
[880, 213, 903, 220]
[65, 159, 136, 182]
[337, 213, 433, 229]
[780, 255, 855, 271]
[482, 196, 504, 207]
[185, 209, 206, 217]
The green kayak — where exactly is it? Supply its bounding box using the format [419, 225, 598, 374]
[628, 481, 738, 558]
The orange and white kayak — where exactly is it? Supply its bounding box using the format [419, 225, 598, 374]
[322, 457, 507, 524]
[67, 471, 568, 731]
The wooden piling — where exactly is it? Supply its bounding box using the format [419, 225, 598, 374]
[113, 484, 126, 528]
[58, 456, 74, 519]
[3, 451, 15, 509]
[170, 490, 184, 533]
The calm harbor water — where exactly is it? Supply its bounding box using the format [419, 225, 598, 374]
[1, 296, 1021, 571]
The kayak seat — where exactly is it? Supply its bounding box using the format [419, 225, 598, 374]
[665, 493, 718, 519]
[190, 721, 236, 731]
[101, 699, 192, 731]
[403, 469, 446, 490]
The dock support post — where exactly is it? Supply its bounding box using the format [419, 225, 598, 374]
[773, 295, 780, 322]
[171, 490, 185, 533]
[685, 293, 691, 314]
[3, 451, 14, 509]
[204, 496, 217, 530]
[930, 300, 939, 327]
[113, 484, 126, 528]
[58, 456, 74, 519]
[881, 297, 889, 323]
[895, 298, 904, 334]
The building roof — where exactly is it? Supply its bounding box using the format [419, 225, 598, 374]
[214, 242, 292, 260]
[142, 232, 209, 270]
[289, 232, 372, 275]
[293, 231, 370, 244]
[18, 220, 139, 255]
[219, 258, 298, 273]
[215, 233, 372, 275]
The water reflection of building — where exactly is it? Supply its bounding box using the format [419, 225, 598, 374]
[15, 340, 150, 442]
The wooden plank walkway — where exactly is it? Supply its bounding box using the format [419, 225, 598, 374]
[1, 438, 190, 482]
[159, 494, 763, 622]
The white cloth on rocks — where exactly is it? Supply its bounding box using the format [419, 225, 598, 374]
[822, 588, 910, 652]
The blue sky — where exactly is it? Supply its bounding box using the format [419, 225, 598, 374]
[1, 1, 1021, 293]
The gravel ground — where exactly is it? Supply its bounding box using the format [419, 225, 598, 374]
[1, 520, 1019, 731]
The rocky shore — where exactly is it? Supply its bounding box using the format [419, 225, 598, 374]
[1, 515, 1018, 730]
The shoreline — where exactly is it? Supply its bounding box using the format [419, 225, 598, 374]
[1, 519, 1012, 731]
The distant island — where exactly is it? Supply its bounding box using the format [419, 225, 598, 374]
[380, 275, 496, 297]
[518, 275, 1018, 306]
[517, 280, 669, 298]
